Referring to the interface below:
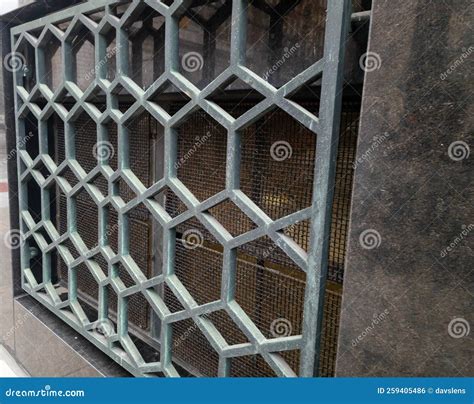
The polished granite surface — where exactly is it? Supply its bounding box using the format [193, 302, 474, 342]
[0, 127, 15, 353]
[336, 0, 473, 376]
[14, 297, 130, 377]
[0, 345, 28, 377]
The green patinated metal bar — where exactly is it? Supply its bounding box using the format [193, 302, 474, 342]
[300, 0, 352, 377]
[11, 0, 352, 377]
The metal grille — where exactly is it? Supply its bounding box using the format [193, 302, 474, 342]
[12, 0, 353, 377]
[39, 102, 356, 377]
[55, 111, 153, 331]
[169, 101, 357, 376]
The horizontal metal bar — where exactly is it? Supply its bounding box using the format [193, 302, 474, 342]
[351, 10, 371, 23]
[11, 0, 122, 35]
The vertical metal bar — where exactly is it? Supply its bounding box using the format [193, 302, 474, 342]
[221, 247, 236, 304]
[150, 122, 165, 340]
[63, 40, 73, 82]
[230, 0, 247, 66]
[118, 295, 129, 337]
[160, 227, 175, 369]
[98, 284, 108, 323]
[219, 0, 250, 377]
[11, 30, 28, 291]
[300, 0, 352, 377]
[160, 4, 180, 374]
[218, 356, 230, 377]
[116, 26, 129, 76]
[165, 8, 179, 73]
[96, 30, 107, 80]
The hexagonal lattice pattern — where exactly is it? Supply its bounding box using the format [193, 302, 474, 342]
[11, 0, 352, 377]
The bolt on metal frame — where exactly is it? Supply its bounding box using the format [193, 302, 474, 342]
[11, 0, 352, 377]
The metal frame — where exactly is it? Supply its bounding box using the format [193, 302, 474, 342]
[11, 0, 351, 377]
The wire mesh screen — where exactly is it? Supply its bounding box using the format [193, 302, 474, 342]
[13, 0, 354, 377]
[168, 100, 358, 376]
[171, 101, 359, 284]
[56, 111, 153, 331]
[51, 98, 357, 377]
